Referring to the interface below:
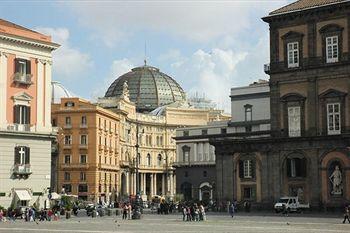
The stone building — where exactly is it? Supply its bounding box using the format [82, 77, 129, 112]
[0, 19, 59, 208]
[211, 0, 350, 210]
[52, 64, 228, 202]
[174, 121, 228, 203]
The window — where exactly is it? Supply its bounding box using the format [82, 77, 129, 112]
[78, 184, 88, 193]
[64, 155, 71, 164]
[147, 154, 151, 166]
[287, 158, 306, 178]
[80, 155, 87, 164]
[64, 135, 72, 145]
[221, 128, 227, 134]
[202, 129, 208, 135]
[244, 105, 252, 121]
[65, 117, 71, 126]
[326, 36, 338, 63]
[64, 172, 70, 181]
[243, 160, 252, 178]
[14, 146, 30, 165]
[63, 184, 72, 193]
[80, 172, 86, 181]
[13, 105, 30, 124]
[80, 135, 87, 145]
[327, 103, 341, 135]
[203, 171, 207, 177]
[184, 151, 189, 162]
[81, 116, 87, 125]
[183, 131, 189, 137]
[157, 154, 162, 166]
[288, 106, 301, 137]
[243, 187, 254, 199]
[15, 59, 30, 75]
[287, 42, 299, 68]
[64, 102, 75, 107]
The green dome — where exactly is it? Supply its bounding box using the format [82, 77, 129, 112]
[105, 65, 186, 112]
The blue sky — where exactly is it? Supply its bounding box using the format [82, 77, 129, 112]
[0, 0, 290, 112]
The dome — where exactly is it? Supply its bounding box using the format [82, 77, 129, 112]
[51, 81, 74, 104]
[105, 65, 186, 112]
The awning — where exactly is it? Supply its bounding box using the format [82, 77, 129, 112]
[15, 190, 32, 201]
[50, 192, 61, 200]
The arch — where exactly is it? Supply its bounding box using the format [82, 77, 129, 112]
[199, 182, 212, 189]
[319, 89, 347, 99]
[281, 31, 304, 40]
[199, 182, 213, 202]
[157, 154, 162, 166]
[147, 153, 151, 166]
[121, 173, 127, 196]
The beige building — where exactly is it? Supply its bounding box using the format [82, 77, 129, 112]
[0, 19, 59, 208]
[52, 65, 229, 202]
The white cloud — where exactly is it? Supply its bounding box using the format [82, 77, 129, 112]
[91, 58, 134, 100]
[35, 27, 93, 81]
[64, 1, 287, 47]
[164, 48, 248, 112]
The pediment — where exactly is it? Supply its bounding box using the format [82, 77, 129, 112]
[319, 89, 347, 99]
[12, 92, 33, 102]
[281, 31, 304, 40]
[280, 93, 306, 102]
[319, 24, 344, 34]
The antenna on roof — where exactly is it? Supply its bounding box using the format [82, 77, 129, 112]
[144, 41, 147, 66]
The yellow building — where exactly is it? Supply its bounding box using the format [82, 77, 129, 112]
[52, 65, 229, 202]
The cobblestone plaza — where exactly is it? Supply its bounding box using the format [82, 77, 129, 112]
[0, 213, 349, 233]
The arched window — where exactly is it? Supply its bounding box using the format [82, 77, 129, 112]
[286, 157, 306, 178]
[147, 153, 151, 166]
[157, 154, 162, 166]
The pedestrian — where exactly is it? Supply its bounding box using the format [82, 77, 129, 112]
[122, 203, 128, 220]
[127, 203, 132, 220]
[229, 203, 235, 218]
[186, 206, 192, 221]
[182, 206, 187, 221]
[199, 204, 206, 221]
[343, 205, 350, 224]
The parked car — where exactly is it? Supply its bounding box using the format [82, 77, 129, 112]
[274, 196, 309, 213]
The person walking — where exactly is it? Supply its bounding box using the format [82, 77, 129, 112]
[127, 203, 132, 220]
[199, 204, 206, 221]
[182, 206, 187, 221]
[122, 203, 128, 220]
[229, 203, 235, 218]
[343, 205, 350, 224]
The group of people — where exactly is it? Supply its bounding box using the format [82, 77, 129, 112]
[0, 207, 59, 222]
[182, 203, 206, 222]
[122, 203, 132, 220]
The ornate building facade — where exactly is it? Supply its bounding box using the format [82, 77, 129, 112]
[53, 65, 228, 202]
[211, 0, 350, 210]
[0, 19, 59, 208]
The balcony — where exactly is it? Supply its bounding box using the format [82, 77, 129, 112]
[61, 163, 89, 170]
[98, 144, 104, 151]
[80, 124, 88, 129]
[13, 73, 33, 85]
[12, 164, 32, 175]
[7, 124, 31, 132]
[264, 63, 270, 74]
[63, 124, 72, 129]
[63, 144, 72, 149]
[79, 144, 88, 149]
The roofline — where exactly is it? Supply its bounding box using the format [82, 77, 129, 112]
[262, 0, 350, 21]
[0, 32, 60, 50]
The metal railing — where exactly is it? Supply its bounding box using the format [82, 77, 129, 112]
[13, 73, 32, 85]
[13, 164, 32, 175]
[7, 124, 31, 132]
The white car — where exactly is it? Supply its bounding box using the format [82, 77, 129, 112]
[274, 196, 309, 213]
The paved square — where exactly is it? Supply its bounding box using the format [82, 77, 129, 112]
[0, 213, 349, 233]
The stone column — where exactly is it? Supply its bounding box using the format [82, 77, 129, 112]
[194, 143, 197, 162]
[154, 173, 157, 195]
[143, 173, 147, 195]
[126, 172, 129, 195]
[130, 173, 134, 195]
[44, 61, 52, 130]
[173, 173, 176, 195]
[140, 173, 144, 194]
[150, 174, 154, 196]
[133, 173, 137, 195]
[36, 60, 45, 131]
[161, 173, 165, 195]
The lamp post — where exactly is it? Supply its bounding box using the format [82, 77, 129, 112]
[135, 123, 140, 195]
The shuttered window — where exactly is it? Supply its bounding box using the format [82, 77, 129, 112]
[287, 158, 306, 178]
[239, 160, 255, 179]
[287, 42, 299, 68]
[326, 36, 338, 63]
[288, 106, 301, 137]
[13, 105, 30, 124]
[327, 103, 341, 135]
[14, 146, 30, 165]
[15, 58, 31, 75]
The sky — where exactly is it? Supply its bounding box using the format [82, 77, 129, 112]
[0, 0, 290, 113]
